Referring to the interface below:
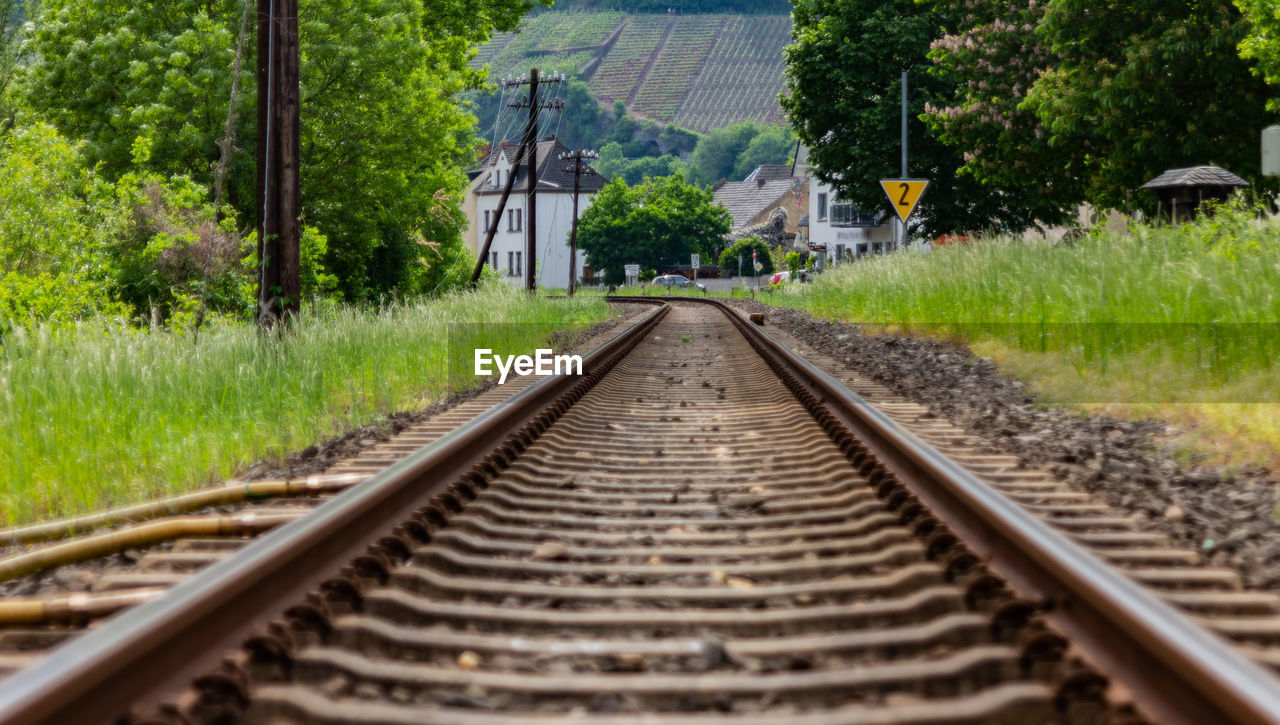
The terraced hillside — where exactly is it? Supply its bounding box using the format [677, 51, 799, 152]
[471, 11, 790, 133]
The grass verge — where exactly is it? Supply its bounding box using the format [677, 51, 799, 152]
[767, 206, 1280, 469]
[0, 283, 609, 526]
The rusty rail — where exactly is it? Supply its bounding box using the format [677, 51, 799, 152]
[654, 296, 1280, 725]
[4, 295, 1280, 724]
[0, 302, 668, 725]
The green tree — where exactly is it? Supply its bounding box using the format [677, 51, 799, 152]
[688, 121, 760, 185]
[21, 0, 544, 303]
[559, 79, 603, 151]
[922, 0, 1084, 228]
[0, 124, 124, 325]
[577, 175, 731, 283]
[731, 125, 795, 179]
[718, 236, 773, 277]
[1025, 0, 1274, 210]
[1239, 0, 1280, 109]
[784, 0, 1044, 235]
[1, 0, 29, 133]
[22, 1, 248, 187]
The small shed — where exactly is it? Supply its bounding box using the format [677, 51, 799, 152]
[1140, 166, 1249, 223]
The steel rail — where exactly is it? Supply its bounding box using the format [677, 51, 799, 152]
[649, 295, 1280, 725]
[0, 301, 668, 725]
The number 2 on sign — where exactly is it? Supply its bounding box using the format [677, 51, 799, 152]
[879, 179, 930, 224]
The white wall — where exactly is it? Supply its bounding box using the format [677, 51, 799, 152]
[807, 176, 894, 266]
[474, 153, 594, 290]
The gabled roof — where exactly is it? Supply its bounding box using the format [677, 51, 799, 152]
[473, 138, 607, 194]
[1141, 165, 1249, 190]
[713, 178, 796, 230]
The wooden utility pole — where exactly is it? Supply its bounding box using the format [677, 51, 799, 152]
[559, 149, 599, 296]
[524, 69, 540, 292]
[469, 139, 530, 288]
[468, 70, 563, 290]
[256, 0, 300, 326]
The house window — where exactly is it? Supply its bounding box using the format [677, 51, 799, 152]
[507, 251, 514, 276]
[484, 210, 491, 233]
[515, 251, 522, 277]
[817, 193, 828, 221]
[490, 251, 498, 269]
[508, 209, 522, 232]
[830, 202, 859, 226]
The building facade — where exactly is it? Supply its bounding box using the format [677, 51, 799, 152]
[467, 138, 605, 290]
[794, 145, 895, 266]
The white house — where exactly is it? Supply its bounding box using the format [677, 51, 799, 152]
[794, 145, 895, 267]
[467, 138, 606, 289]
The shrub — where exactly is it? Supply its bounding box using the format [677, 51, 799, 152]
[719, 236, 774, 276]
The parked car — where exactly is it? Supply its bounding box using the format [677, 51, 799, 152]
[769, 271, 791, 285]
[651, 274, 705, 290]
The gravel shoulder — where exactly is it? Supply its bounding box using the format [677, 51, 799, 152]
[728, 298, 1280, 589]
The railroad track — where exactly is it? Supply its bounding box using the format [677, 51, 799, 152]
[2, 299, 1280, 724]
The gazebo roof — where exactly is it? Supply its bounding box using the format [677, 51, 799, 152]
[1140, 165, 1249, 190]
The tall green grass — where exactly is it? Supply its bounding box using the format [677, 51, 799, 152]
[767, 206, 1280, 465]
[773, 207, 1280, 402]
[0, 283, 608, 526]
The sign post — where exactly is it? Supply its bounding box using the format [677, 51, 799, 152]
[752, 249, 762, 289]
[624, 264, 640, 288]
[879, 179, 930, 238]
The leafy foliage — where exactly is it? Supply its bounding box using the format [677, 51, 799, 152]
[1238, 0, 1280, 110]
[1025, 0, 1274, 210]
[19, 0, 542, 308]
[0, 0, 28, 132]
[0, 124, 125, 327]
[718, 236, 773, 276]
[576, 175, 731, 283]
[922, 0, 1083, 228]
[0, 123, 260, 329]
[784, 0, 1025, 236]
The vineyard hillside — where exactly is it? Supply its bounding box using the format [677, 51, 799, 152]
[471, 11, 790, 133]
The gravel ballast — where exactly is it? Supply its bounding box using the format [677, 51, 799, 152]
[729, 298, 1280, 589]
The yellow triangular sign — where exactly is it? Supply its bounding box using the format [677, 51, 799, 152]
[879, 179, 930, 224]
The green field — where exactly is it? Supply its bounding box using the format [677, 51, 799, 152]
[0, 284, 609, 526]
[472, 11, 790, 132]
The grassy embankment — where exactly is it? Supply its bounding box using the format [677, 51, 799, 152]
[0, 283, 609, 527]
[770, 207, 1280, 468]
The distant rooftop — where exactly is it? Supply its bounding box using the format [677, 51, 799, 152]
[471, 138, 606, 194]
[1141, 166, 1249, 190]
[713, 178, 795, 230]
[743, 165, 796, 183]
